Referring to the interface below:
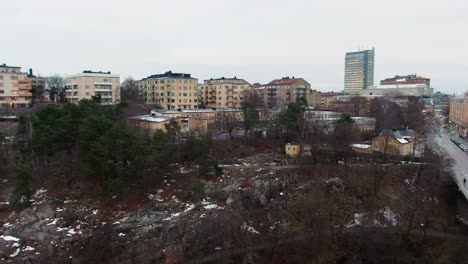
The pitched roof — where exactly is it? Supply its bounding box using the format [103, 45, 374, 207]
[379, 129, 415, 144]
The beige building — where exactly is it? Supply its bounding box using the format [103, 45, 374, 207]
[307, 90, 321, 108]
[201, 77, 251, 108]
[128, 115, 208, 139]
[0, 63, 33, 109]
[372, 128, 425, 157]
[450, 93, 468, 136]
[65, 71, 120, 105]
[137, 71, 199, 110]
[265, 77, 311, 108]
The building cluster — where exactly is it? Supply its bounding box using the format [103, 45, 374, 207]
[2, 46, 441, 116]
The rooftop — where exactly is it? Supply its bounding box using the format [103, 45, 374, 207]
[128, 115, 171, 122]
[379, 128, 415, 144]
[82, 70, 112, 74]
[267, 77, 304, 86]
[143, 71, 195, 80]
[0, 63, 20, 69]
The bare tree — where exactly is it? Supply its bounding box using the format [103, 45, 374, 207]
[240, 90, 263, 138]
[47, 75, 66, 103]
[120, 77, 139, 102]
[349, 96, 368, 116]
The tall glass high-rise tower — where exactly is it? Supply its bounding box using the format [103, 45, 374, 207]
[344, 48, 375, 94]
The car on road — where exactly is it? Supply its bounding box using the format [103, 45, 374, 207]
[459, 144, 468, 152]
[451, 138, 462, 146]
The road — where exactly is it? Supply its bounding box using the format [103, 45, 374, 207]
[432, 129, 468, 200]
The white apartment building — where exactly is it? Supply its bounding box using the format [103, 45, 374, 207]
[65, 71, 120, 105]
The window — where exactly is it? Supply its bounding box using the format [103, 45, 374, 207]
[0, 75, 3, 79]
[10, 75, 18, 80]
[171, 99, 175, 102]
[0, 90, 4, 94]
[85, 85, 89, 89]
[86, 92, 90, 96]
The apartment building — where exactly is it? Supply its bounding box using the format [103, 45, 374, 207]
[137, 71, 199, 110]
[0, 63, 33, 109]
[318, 92, 341, 109]
[307, 90, 321, 108]
[65, 71, 120, 105]
[265, 77, 311, 108]
[201, 77, 251, 108]
[450, 93, 468, 137]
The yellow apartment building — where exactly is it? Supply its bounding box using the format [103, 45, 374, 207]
[137, 71, 199, 110]
[201, 77, 251, 109]
[0, 63, 33, 109]
[65, 71, 120, 105]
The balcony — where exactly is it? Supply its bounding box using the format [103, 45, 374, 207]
[95, 87, 112, 92]
[94, 81, 112, 86]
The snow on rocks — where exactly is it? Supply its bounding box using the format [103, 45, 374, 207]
[0, 235, 20, 242]
[378, 207, 399, 227]
[9, 248, 20, 258]
[241, 223, 260, 234]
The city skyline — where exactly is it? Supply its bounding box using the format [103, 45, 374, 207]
[2, 0, 467, 94]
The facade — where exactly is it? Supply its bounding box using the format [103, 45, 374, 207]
[344, 48, 375, 94]
[358, 85, 433, 97]
[128, 115, 208, 138]
[351, 144, 373, 154]
[0, 63, 33, 109]
[307, 90, 321, 108]
[265, 77, 311, 108]
[65, 71, 120, 105]
[318, 92, 341, 109]
[27, 69, 47, 102]
[372, 128, 425, 157]
[285, 143, 311, 157]
[137, 71, 199, 110]
[380, 74, 430, 87]
[450, 93, 468, 137]
[201, 77, 251, 108]
[432, 91, 452, 115]
[359, 74, 433, 98]
[252, 83, 268, 106]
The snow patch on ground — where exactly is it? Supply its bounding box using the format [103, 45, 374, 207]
[0, 235, 20, 242]
[241, 223, 260, 234]
[9, 248, 20, 258]
[379, 207, 399, 226]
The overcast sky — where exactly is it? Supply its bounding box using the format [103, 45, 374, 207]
[2, 0, 467, 93]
